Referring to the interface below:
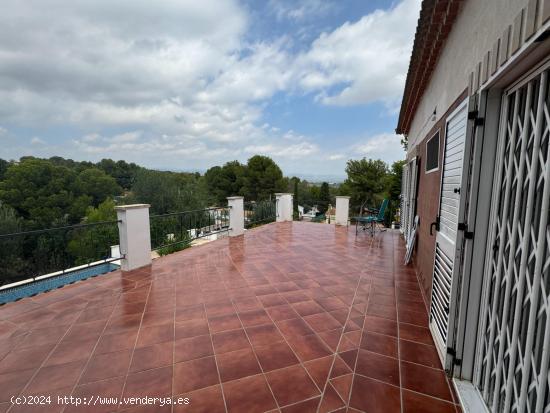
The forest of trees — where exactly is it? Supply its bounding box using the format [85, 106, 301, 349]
[0, 154, 404, 232]
[0, 154, 404, 285]
[0, 154, 290, 230]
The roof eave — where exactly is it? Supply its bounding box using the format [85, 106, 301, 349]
[396, 0, 464, 136]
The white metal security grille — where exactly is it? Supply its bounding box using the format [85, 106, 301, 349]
[475, 63, 550, 413]
[429, 102, 468, 356]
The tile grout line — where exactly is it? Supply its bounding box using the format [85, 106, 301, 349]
[392, 231, 405, 413]
[261, 305, 329, 397]
[273, 394, 319, 411]
[0, 325, 30, 365]
[228, 300, 282, 412]
[341, 233, 378, 412]
[190, 227, 427, 407]
[59, 286, 127, 413]
[347, 370, 457, 406]
[225, 225, 339, 409]
[5, 297, 91, 413]
[171, 273, 176, 413]
[201, 253, 239, 413]
[201, 300, 230, 413]
[116, 279, 153, 412]
[393, 233, 458, 409]
[225, 245, 302, 412]
[3, 224, 449, 413]
[267, 304, 339, 398]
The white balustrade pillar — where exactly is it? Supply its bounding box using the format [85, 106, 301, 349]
[275, 193, 293, 222]
[110, 245, 122, 266]
[335, 196, 351, 226]
[227, 196, 245, 237]
[115, 204, 152, 271]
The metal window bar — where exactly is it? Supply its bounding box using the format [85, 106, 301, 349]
[244, 200, 277, 229]
[149, 207, 230, 251]
[0, 220, 122, 287]
[475, 64, 550, 413]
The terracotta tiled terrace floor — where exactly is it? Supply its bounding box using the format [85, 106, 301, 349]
[0, 222, 461, 413]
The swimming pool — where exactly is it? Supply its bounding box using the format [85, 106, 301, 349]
[0, 262, 119, 305]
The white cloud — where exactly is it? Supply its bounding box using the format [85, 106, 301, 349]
[197, 40, 295, 106]
[0, 126, 7, 136]
[31, 137, 45, 145]
[352, 133, 405, 164]
[110, 131, 142, 143]
[0, 0, 417, 171]
[244, 141, 318, 159]
[268, 0, 335, 21]
[81, 133, 100, 143]
[73, 128, 318, 162]
[328, 154, 345, 161]
[298, 0, 419, 109]
[74, 131, 175, 155]
[0, 0, 248, 126]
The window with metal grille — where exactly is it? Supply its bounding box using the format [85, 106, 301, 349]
[426, 131, 440, 172]
[474, 62, 550, 413]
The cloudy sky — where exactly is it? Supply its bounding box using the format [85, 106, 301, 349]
[0, 0, 419, 178]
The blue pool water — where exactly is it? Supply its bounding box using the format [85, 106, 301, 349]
[0, 262, 119, 305]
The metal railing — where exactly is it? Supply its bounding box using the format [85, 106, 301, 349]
[0, 220, 121, 287]
[244, 199, 277, 228]
[149, 207, 230, 253]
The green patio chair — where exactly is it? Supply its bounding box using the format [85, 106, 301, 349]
[311, 213, 326, 223]
[354, 198, 389, 236]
